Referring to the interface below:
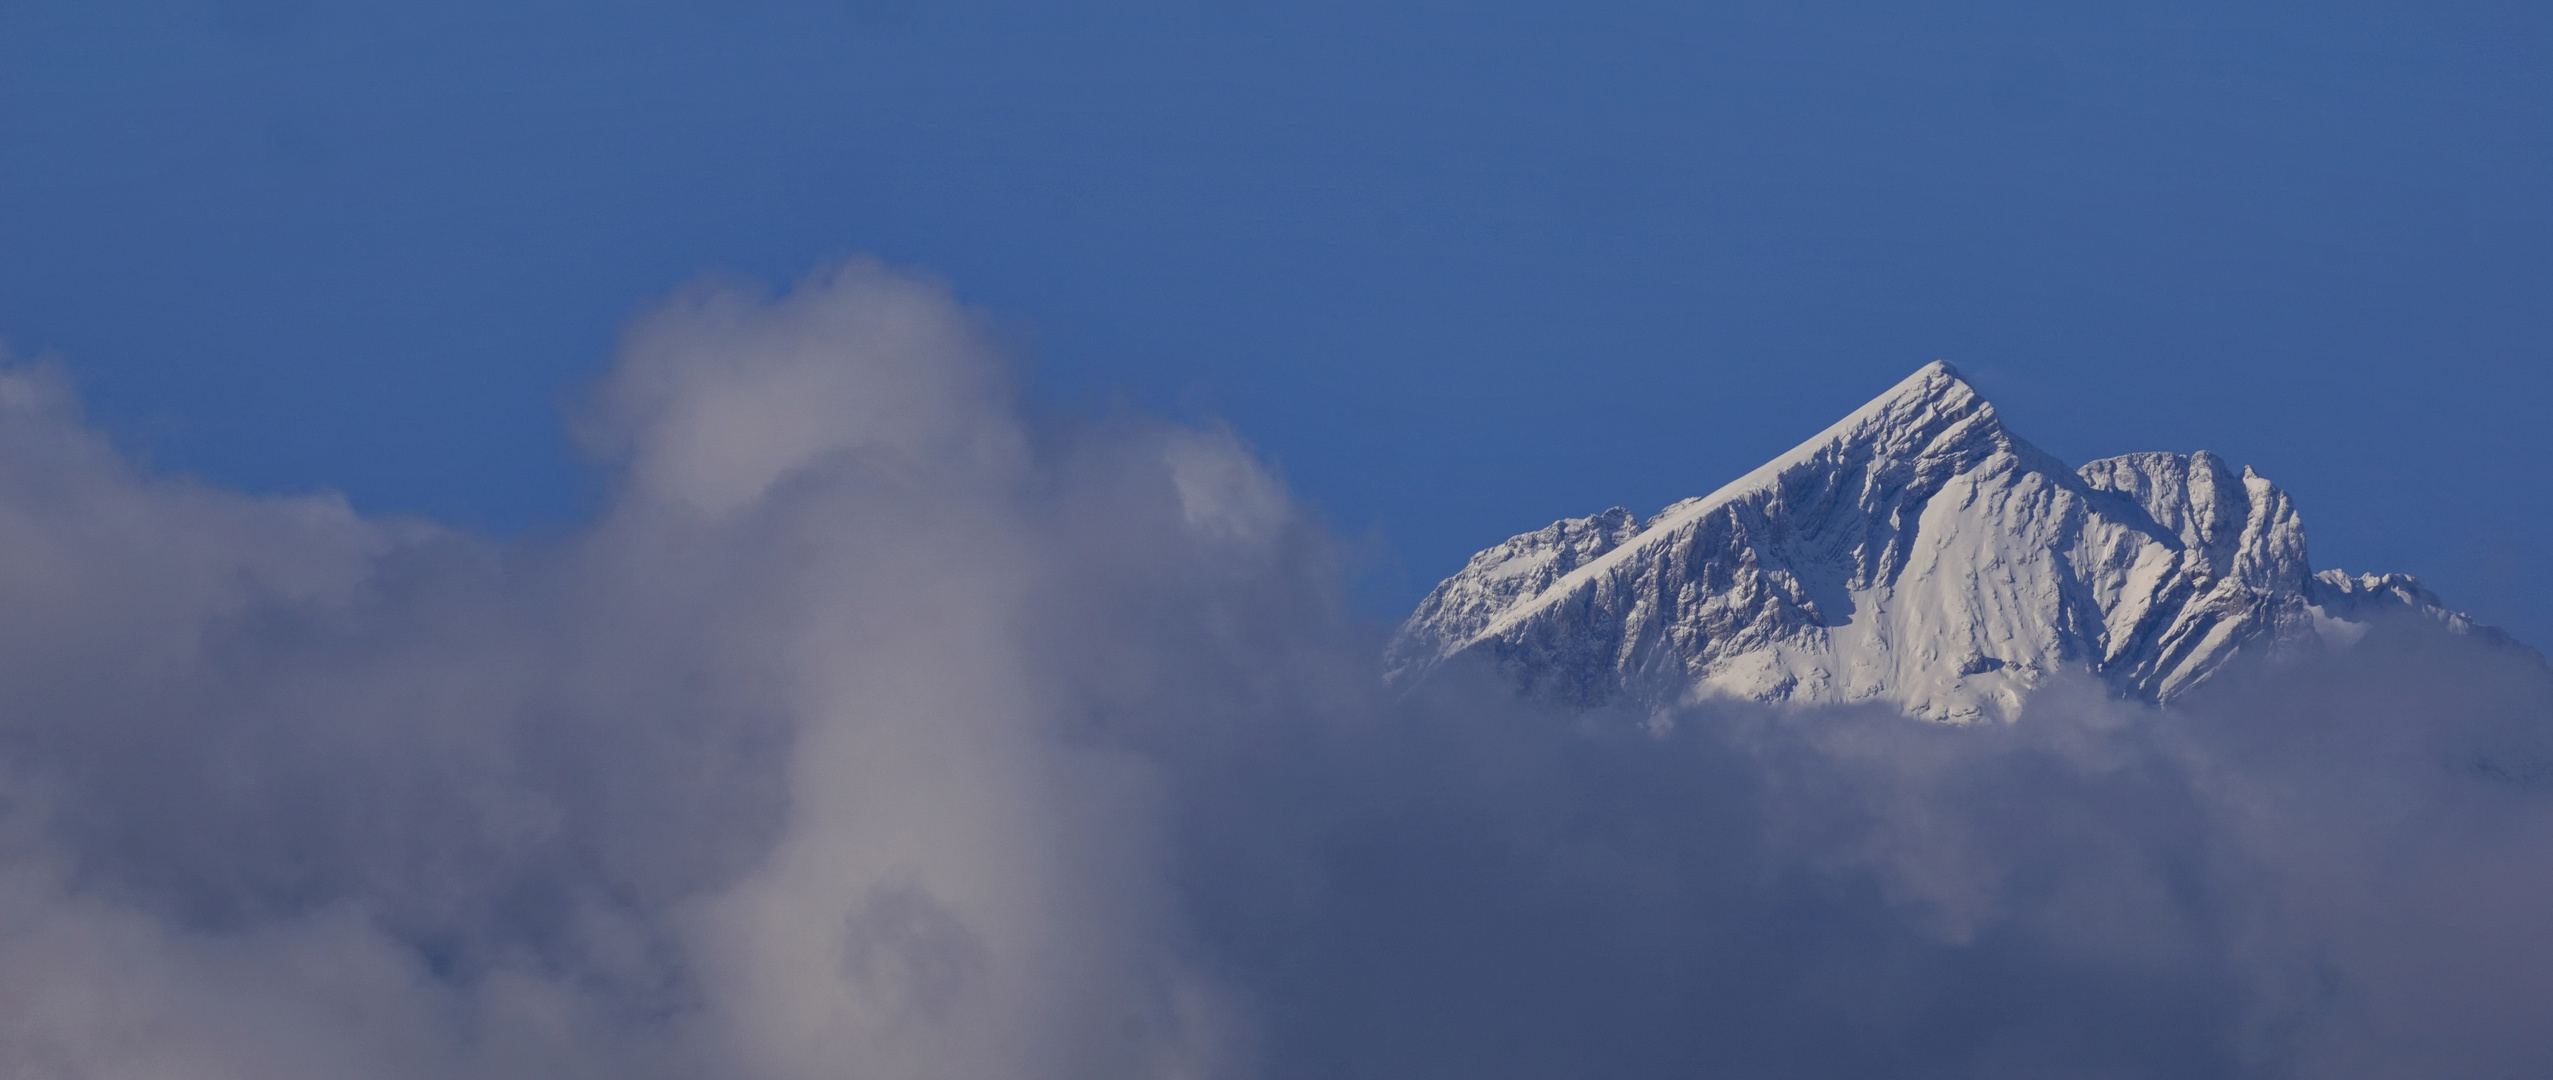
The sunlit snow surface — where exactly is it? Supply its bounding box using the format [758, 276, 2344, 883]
[1389, 362, 2498, 722]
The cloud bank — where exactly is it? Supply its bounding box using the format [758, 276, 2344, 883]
[0, 259, 2547, 1078]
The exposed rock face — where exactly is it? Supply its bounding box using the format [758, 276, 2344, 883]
[1388, 362, 2498, 722]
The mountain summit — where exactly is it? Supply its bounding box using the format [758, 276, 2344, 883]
[1389, 362, 2493, 722]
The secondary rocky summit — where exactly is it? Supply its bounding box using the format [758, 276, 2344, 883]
[1388, 362, 2492, 722]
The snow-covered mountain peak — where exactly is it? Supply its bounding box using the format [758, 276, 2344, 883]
[1391, 363, 2499, 722]
[1674, 360, 2013, 514]
[1817, 359, 1992, 442]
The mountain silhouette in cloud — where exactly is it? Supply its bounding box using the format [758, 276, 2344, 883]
[1390, 361, 2505, 722]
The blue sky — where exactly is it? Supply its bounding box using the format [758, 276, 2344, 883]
[2, 0, 2546, 643]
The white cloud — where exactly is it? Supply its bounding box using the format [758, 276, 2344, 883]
[0, 262, 2548, 1078]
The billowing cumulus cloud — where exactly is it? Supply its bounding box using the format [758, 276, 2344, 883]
[0, 259, 2547, 1078]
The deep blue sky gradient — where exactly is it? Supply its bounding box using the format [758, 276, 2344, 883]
[2, 0, 2546, 642]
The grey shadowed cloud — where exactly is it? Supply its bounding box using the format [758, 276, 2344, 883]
[0, 259, 2548, 1078]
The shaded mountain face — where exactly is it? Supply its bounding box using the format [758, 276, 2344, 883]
[1390, 362, 2496, 722]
